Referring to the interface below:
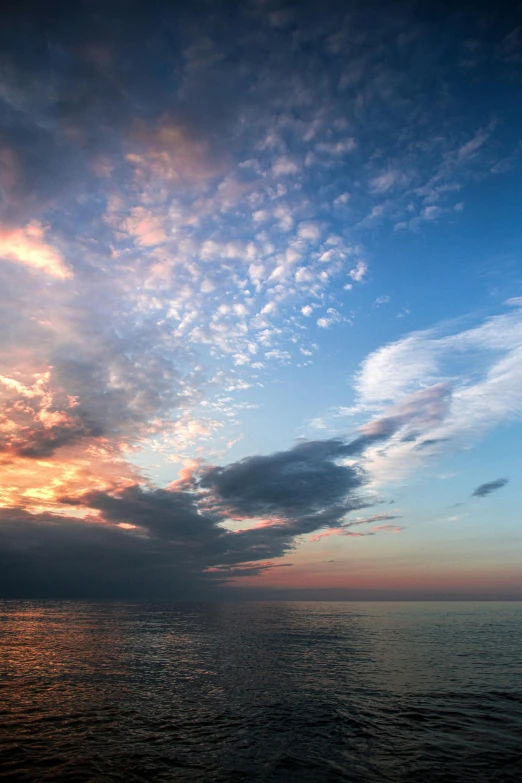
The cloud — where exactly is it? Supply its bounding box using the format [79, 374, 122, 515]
[0, 0, 520, 598]
[457, 128, 490, 162]
[0, 0, 511, 394]
[348, 260, 367, 283]
[340, 304, 522, 484]
[0, 429, 401, 597]
[0, 222, 70, 279]
[126, 117, 226, 185]
[199, 438, 371, 529]
[272, 157, 300, 177]
[309, 529, 373, 542]
[0, 505, 221, 599]
[371, 523, 404, 533]
[308, 513, 402, 541]
[370, 170, 400, 194]
[0, 313, 194, 461]
[317, 308, 345, 329]
[471, 478, 509, 498]
[0, 481, 303, 599]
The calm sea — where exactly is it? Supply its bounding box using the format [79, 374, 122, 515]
[1, 601, 521, 781]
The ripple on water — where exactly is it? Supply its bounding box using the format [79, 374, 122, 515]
[1, 601, 521, 781]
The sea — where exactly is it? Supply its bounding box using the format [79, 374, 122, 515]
[1, 601, 521, 782]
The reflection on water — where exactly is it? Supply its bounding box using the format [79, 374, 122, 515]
[1, 601, 521, 781]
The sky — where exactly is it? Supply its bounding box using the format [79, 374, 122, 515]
[0, 0, 521, 599]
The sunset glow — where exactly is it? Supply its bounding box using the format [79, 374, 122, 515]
[1, 0, 521, 599]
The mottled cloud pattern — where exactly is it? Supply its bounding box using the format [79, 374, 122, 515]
[0, 0, 521, 596]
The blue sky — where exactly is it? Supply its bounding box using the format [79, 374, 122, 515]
[0, 0, 521, 598]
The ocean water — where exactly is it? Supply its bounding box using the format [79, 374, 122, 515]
[1, 601, 521, 782]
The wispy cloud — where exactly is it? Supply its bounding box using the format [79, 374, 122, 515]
[472, 478, 509, 498]
[336, 303, 522, 484]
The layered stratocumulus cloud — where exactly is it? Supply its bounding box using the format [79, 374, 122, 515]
[0, 0, 521, 596]
[0, 434, 388, 597]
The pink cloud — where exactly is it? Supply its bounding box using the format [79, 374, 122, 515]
[0, 222, 71, 279]
[309, 527, 373, 542]
[372, 523, 404, 533]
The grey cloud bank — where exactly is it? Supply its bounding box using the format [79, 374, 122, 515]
[0, 435, 379, 598]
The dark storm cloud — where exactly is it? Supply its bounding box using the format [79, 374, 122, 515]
[69, 484, 224, 543]
[80, 435, 382, 544]
[0, 434, 385, 597]
[471, 478, 509, 498]
[0, 484, 300, 598]
[74, 482, 309, 565]
[0, 505, 220, 599]
[0, 416, 94, 460]
[199, 438, 370, 519]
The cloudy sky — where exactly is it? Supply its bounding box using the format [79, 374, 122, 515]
[1, 0, 521, 599]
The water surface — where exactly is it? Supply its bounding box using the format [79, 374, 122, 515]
[1, 601, 521, 781]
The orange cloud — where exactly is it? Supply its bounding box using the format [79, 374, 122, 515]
[0, 370, 86, 457]
[0, 443, 140, 515]
[0, 363, 142, 514]
[309, 528, 370, 542]
[372, 523, 404, 533]
[0, 222, 71, 279]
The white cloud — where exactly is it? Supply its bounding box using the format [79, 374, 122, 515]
[365, 205, 384, 222]
[317, 308, 345, 329]
[370, 170, 399, 193]
[334, 192, 351, 206]
[422, 205, 442, 221]
[347, 303, 522, 484]
[348, 259, 368, 283]
[316, 138, 356, 155]
[297, 222, 321, 241]
[272, 157, 300, 177]
[457, 128, 490, 162]
[264, 349, 291, 364]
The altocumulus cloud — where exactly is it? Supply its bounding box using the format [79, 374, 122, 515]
[1, 0, 521, 598]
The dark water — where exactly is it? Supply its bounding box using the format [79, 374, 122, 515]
[1, 602, 521, 782]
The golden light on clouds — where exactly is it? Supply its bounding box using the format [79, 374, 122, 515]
[0, 222, 71, 279]
[0, 446, 139, 514]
